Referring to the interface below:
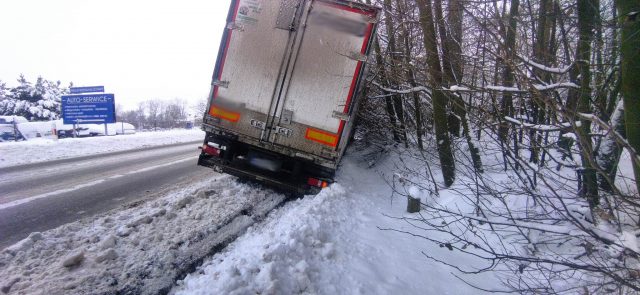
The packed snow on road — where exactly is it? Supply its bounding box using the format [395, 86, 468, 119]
[0, 175, 286, 294]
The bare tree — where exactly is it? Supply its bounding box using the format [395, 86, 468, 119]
[616, 0, 640, 193]
[360, 0, 640, 292]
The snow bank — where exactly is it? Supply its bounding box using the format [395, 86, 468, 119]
[0, 129, 204, 168]
[15, 121, 57, 139]
[172, 159, 498, 295]
[0, 116, 28, 124]
[0, 176, 286, 295]
[172, 185, 348, 295]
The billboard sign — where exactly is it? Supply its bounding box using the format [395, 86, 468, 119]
[69, 86, 105, 94]
[61, 94, 115, 125]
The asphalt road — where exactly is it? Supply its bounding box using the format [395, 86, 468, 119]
[0, 142, 215, 249]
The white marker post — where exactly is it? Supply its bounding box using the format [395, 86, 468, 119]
[52, 121, 58, 141]
[12, 116, 18, 142]
[74, 119, 80, 138]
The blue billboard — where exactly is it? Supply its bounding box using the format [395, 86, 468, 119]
[69, 86, 105, 94]
[61, 94, 116, 125]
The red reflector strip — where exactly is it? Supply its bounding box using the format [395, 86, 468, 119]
[305, 128, 339, 147]
[209, 105, 240, 122]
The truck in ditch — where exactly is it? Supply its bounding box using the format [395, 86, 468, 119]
[198, 0, 380, 194]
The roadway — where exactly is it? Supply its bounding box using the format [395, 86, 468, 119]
[0, 142, 216, 249]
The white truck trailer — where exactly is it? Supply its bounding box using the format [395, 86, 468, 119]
[198, 0, 380, 194]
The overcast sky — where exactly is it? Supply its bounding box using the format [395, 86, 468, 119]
[0, 0, 230, 110]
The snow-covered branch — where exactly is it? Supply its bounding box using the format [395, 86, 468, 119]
[442, 83, 578, 93]
[533, 82, 579, 91]
[576, 112, 640, 169]
[504, 116, 576, 132]
[371, 81, 430, 94]
[518, 55, 572, 74]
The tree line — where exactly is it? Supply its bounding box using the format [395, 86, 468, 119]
[116, 99, 193, 130]
[358, 0, 639, 292]
[0, 75, 198, 129]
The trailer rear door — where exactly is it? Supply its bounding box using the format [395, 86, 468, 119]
[266, 1, 376, 156]
[208, 0, 300, 140]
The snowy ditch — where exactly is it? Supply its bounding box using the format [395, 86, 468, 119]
[0, 176, 287, 295]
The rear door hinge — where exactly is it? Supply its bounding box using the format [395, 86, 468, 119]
[332, 111, 350, 121]
[348, 51, 367, 62]
[364, 15, 378, 24]
[226, 21, 245, 31]
[213, 80, 230, 88]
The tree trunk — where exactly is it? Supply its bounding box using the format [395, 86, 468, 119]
[616, 0, 640, 193]
[575, 0, 599, 209]
[441, 0, 482, 171]
[498, 0, 520, 149]
[383, 0, 408, 147]
[434, 0, 464, 137]
[374, 38, 401, 142]
[597, 99, 626, 192]
[529, 0, 554, 164]
[397, 0, 423, 150]
[416, 0, 456, 187]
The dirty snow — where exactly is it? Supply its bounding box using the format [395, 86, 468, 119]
[0, 129, 204, 168]
[0, 176, 286, 294]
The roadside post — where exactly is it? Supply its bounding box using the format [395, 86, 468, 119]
[51, 121, 58, 141]
[12, 115, 17, 142]
[74, 119, 81, 138]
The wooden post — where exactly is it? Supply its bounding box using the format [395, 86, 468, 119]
[407, 195, 420, 213]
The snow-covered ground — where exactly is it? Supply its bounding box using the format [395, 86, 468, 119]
[171, 158, 499, 294]
[0, 129, 204, 168]
[0, 147, 501, 295]
[3, 130, 634, 294]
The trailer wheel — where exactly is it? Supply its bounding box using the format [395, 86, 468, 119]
[291, 161, 302, 179]
[222, 142, 234, 161]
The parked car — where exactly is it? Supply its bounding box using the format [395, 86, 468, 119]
[0, 125, 25, 141]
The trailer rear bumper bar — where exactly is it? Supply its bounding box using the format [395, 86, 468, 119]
[198, 155, 316, 195]
[198, 134, 335, 195]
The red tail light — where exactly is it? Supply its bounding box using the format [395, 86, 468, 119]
[202, 144, 221, 157]
[307, 177, 329, 188]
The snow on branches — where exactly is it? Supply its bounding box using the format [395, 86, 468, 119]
[0, 75, 70, 121]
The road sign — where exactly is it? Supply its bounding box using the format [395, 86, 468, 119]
[69, 86, 105, 94]
[61, 94, 116, 125]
